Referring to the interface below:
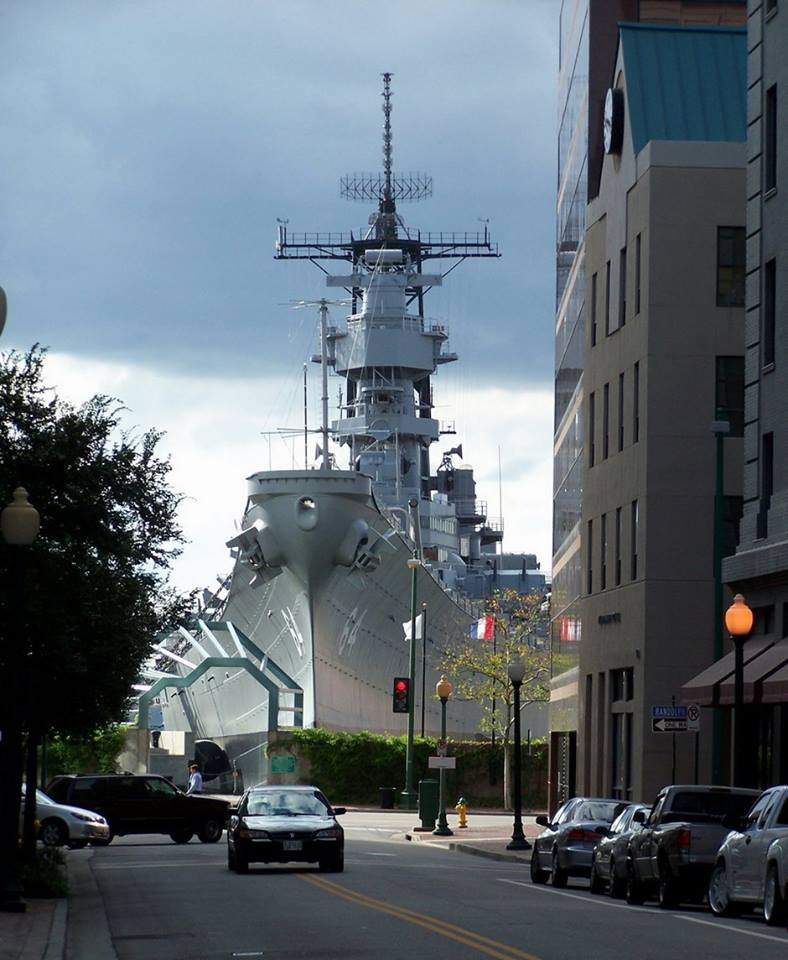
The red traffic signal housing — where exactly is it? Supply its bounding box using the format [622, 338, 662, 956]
[392, 676, 410, 713]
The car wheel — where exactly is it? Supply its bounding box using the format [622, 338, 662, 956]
[657, 857, 681, 910]
[169, 830, 194, 844]
[197, 818, 223, 843]
[708, 861, 737, 917]
[609, 858, 626, 899]
[530, 849, 549, 884]
[626, 863, 646, 906]
[39, 819, 68, 847]
[234, 849, 249, 874]
[763, 864, 786, 926]
[550, 848, 568, 888]
[589, 855, 605, 894]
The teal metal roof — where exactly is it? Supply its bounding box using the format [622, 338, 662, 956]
[620, 23, 746, 154]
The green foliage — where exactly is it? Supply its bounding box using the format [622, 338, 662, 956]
[21, 847, 67, 898]
[286, 728, 548, 808]
[45, 724, 128, 779]
[0, 347, 193, 737]
[440, 589, 550, 743]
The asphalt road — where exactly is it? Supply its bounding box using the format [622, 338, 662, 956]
[83, 814, 788, 960]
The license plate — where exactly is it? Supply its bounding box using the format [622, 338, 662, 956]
[283, 840, 302, 851]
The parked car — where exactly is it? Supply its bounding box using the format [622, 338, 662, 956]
[626, 784, 760, 908]
[20, 784, 109, 848]
[589, 803, 650, 897]
[227, 784, 345, 874]
[530, 797, 630, 887]
[708, 784, 788, 924]
[46, 774, 229, 844]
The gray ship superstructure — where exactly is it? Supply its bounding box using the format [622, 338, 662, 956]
[149, 75, 503, 783]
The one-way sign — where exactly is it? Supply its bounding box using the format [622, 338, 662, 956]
[651, 702, 700, 733]
[652, 717, 687, 733]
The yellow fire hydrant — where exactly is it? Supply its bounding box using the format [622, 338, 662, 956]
[455, 797, 468, 828]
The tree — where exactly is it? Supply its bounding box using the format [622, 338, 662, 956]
[439, 588, 550, 808]
[0, 346, 191, 736]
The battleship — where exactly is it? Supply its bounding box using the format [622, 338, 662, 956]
[144, 75, 507, 786]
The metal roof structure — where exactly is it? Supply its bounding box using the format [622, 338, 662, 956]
[620, 23, 746, 154]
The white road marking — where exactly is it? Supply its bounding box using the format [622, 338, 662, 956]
[94, 861, 225, 869]
[498, 879, 788, 943]
[679, 915, 788, 944]
[366, 852, 397, 857]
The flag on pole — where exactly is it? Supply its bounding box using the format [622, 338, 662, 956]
[469, 616, 495, 641]
[402, 613, 423, 641]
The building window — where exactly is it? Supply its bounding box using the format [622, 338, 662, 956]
[758, 433, 774, 539]
[631, 500, 638, 580]
[766, 0, 777, 13]
[716, 227, 745, 307]
[619, 247, 627, 327]
[603, 383, 610, 459]
[600, 513, 607, 590]
[591, 272, 598, 347]
[611, 668, 634, 800]
[615, 506, 622, 586]
[715, 356, 744, 437]
[633, 362, 640, 443]
[587, 519, 593, 594]
[765, 85, 777, 192]
[605, 260, 611, 335]
[764, 258, 776, 367]
[589, 392, 596, 467]
[635, 233, 641, 315]
[618, 372, 625, 451]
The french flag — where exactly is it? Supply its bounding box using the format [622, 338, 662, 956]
[469, 615, 495, 641]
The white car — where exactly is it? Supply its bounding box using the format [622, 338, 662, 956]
[708, 784, 788, 925]
[21, 784, 110, 848]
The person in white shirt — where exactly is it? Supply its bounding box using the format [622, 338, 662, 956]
[186, 764, 203, 795]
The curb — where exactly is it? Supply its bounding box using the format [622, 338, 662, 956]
[44, 898, 67, 960]
[65, 851, 116, 960]
[448, 843, 531, 864]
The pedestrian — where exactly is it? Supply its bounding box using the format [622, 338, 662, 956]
[186, 763, 203, 795]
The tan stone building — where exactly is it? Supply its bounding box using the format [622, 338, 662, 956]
[578, 23, 747, 802]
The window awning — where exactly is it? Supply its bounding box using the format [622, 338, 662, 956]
[681, 637, 776, 706]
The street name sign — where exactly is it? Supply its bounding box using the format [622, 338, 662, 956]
[650, 703, 700, 733]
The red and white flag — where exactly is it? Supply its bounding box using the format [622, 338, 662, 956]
[470, 615, 495, 641]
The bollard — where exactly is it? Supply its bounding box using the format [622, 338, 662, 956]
[455, 796, 468, 828]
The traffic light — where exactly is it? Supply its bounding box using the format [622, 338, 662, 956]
[392, 676, 410, 713]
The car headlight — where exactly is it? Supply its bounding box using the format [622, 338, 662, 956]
[72, 812, 98, 823]
[315, 827, 341, 839]
[239, 826, 270, 839]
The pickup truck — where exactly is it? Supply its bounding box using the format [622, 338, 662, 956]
[708, 784, 788, 924]
[626, 784, 759, 909]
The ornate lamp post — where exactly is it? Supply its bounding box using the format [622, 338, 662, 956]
[0, 487, 40, 912]
[433, 676, 453, 837]
[724, 593, 753, 787]
[506, 659, 531, 851]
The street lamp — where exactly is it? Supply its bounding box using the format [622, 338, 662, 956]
[506, 659, 531, 851]
[433, 676, 453, 837]
[401, 553, 420, 810]
[0, 487, 40, 912]
[724, 593, 753, 787]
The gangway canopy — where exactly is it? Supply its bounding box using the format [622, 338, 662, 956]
[137, 619, 304, 732]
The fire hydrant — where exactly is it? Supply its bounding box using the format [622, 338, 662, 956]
[455, 797, 468, 828]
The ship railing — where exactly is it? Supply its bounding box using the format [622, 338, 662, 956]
[345, 314, 448, 337]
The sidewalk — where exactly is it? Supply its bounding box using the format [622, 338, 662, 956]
[406, 814, 540, 864]
[0, 898, 65, 960]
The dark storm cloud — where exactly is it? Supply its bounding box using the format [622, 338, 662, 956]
[1, 0, 558, 386]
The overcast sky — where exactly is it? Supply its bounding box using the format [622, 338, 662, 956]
[1, 1, 559, 592]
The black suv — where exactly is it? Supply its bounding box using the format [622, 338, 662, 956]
[46, 774, 229, 845]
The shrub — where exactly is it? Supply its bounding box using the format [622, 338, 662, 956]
[46, 724, 128, 779]
[21, 848, 68, 898]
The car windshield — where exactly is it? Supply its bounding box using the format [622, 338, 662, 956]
[245, 791, 328, 817]
[574, 801, 625, 823]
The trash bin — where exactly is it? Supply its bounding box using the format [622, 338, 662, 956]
[417, 778, 439, 830]
[379, 786, 397, 809]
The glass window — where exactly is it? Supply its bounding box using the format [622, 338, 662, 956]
[603, 383, 610, 459]
[775, 797, 788, 827]
[717, 227, 745, 307]
[763, 259, 776, 367]
[635, 234, 641, 315]
[605, 260, 611, 335]
[614, 506, 622, 586]
[143, 777, 178, 798]
[587, 518, 593, 594]
[600, 513, 607, 590]
[591, 272, 598, 347]
[715, 356, 744, 437]
[618, 372, 624, 452]
[633, 362, 640, 443]
[631, 500, 639, 580]
[619, 247, 627, 327]
[70, 778, 105, 806]
[765, 85, 777, 192]
[588, 392, 595, 467]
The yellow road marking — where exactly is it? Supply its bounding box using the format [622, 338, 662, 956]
[299, 874, 542, 960]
